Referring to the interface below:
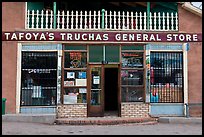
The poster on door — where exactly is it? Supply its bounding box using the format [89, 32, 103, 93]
[93, 76, 100, 84]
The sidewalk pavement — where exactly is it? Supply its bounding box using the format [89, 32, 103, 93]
[2, 114, 56, 124]
[158, 116, 202, 124]
[2, 114, 202, 125]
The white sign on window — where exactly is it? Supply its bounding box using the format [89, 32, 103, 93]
[63, 94, 77, 104]
[93, 76, 100, 84]
[75, 79, 87, 86]
[67, 72, 75, 79]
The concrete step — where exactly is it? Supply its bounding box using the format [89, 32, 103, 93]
[158, 117, 202, 124]
[55, 117, 158, 125]
[2, 114, 56, 124]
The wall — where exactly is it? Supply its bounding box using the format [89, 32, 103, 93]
[121, 103, 150, 118]
[57, 104, 87, 118]
[2, 2, 25, 113]
[178, 4, 202, 117]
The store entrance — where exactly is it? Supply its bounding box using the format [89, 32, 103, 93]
[104, 67, 119, 116]
[88, 64, 120, 117]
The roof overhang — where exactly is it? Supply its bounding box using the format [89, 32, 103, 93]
[180, 2, 202, 17]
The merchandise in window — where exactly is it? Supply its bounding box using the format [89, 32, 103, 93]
[150, 52, 183, 103]
[121, 46, 144, 102]
[122, 52, 143, 68]
[64, 88, 87, 104]
[64, 52, 87, 68]
[21, 52, 57, 106]
[63, 45, 87, 104]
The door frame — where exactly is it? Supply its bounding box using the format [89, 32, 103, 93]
[104, 64, 121, 117]
[87, 64, 121, 117]
[87, 64, 105, 117]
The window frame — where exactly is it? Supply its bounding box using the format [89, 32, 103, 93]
[120, 46, 145, 102]
[62, 44, 88, 104]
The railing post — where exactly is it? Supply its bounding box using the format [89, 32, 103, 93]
[101, 9, 105, 29]
[53, 2, 57, 29]
[147, 2, 150, 30]
[101, 9, 105, 62]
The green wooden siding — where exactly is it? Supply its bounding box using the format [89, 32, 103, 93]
[64, 45, 87, 50]
[27, 2, 44, 11]
[122, 45, 144, 50]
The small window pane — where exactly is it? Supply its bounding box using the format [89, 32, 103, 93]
[89, 46, 103, 62]
[105, 46, 119, 62]
[121, 87, 143, 102]
[121, 70, 143, 85]
[91, 90, 101, 105]
[122, 52, 143, 68]
[64, 52, 87, 68]
[64, 88, 87, 104]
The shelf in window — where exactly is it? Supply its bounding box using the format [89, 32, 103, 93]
[22, 69, 57, 73]
[64, 50, 87, 52]
[64, 68, 87, 70]
[121, 85, 144, 88]
[63, 86, 87, 88]
[151, 67, 182, 69]
[123, 78, 140, 80]
[22, 87, 57, 90]
[121, 68, 144, 70]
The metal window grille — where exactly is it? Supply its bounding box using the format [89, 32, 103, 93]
[150, 52, 184, 103]
[20, 52, 58, 106]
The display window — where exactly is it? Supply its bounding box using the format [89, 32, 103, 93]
[150, 52, 184, 103]
[21, 52, 58, 106]
[121, 45, 145, 102]
[62, 45, 87, 104]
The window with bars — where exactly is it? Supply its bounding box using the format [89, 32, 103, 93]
[21, 52, 58, 106]
[150, 52, 184, 103]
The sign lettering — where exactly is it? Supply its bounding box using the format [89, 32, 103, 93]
[2, 31, 202, 42]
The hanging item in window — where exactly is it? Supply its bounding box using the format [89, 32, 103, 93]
[70, 52, 82, 68]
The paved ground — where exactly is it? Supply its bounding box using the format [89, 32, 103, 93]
[2, 121, 202, 135]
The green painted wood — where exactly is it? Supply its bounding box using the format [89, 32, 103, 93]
[122, 45, 144, 50]
[156, 2, 177, 11]
[64, 46, 86, 50]
[53, 2, 57, 29]
[27, 2, 44, 11]
[147, 2, 150, 30]
[101, 9, 105, 29]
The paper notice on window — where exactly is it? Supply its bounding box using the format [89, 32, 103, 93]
[79, 88, 87, 93]
[67, 72, 75, 79]
[63, 94, 77, 104]
[64, 81, 75, 86]
[75, 79, 87, 86]
[93, 76, 100, 84]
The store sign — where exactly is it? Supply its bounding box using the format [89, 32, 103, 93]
[2, 31, 202, 42]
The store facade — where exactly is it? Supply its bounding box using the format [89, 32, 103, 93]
[2, 2, 202, 118]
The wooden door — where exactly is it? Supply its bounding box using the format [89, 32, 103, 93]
[88, 65, 104, 117]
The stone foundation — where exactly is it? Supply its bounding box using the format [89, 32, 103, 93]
[57, 104, 87, 118]
[121, 103, 150, 118]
